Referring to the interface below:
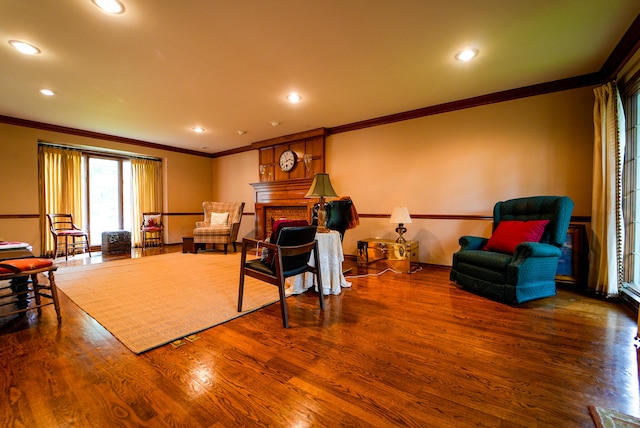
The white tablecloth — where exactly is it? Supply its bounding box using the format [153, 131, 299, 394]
[286, 230, 352, 296]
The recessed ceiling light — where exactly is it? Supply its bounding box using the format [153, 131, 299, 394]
[193, 127, 205, 133]
[270, 121, 280, 127]
[9, 40, 41, 55]
[40, 89, 55, 96]
[92, 0, 125, 14]
[455, 48, 478, 62]
[236, 130, 247, 135]
[286, 92, 302, 103]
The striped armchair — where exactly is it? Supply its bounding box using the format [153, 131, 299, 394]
[193, 202, 245, 254]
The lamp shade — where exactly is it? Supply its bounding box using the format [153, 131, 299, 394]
[390, 207, 412, 224]
[305, 173, 338, 198]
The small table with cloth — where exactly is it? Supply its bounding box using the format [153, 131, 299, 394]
[286, 230, 351, 296]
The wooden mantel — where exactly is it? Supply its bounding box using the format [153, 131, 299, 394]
[251, 178, 316, 240]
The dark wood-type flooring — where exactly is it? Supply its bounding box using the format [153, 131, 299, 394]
[1, 245, 638, 427]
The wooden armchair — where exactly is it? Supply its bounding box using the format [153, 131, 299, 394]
[141, 212, 163, 248]
[238, 225, 324, 328]
[46, 213, 91, 261]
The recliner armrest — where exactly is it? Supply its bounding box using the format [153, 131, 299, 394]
[458, 236, 488, 251]
[510, 242, 562, 260]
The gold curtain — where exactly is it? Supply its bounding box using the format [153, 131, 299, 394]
[588, 81, 626, 296]
[38, 145, 83, 257]
[131, 158, 163, 247]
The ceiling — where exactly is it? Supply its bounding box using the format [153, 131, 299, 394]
[1, 1, 639, 155]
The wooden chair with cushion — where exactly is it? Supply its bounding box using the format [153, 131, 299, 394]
[0, 258, 61, 322]
[141, 212, 163, 248]
[193, 202, 245, 254]
[46, 213, 91, 261]
[238, 225, 324, 328]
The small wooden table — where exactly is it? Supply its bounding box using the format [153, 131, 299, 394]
[287, 230, 351, 295]
[182, 237, 195, 253]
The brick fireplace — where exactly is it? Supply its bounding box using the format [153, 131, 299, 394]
[251, 178, 316, 240]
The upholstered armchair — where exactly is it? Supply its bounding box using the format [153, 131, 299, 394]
[193, 202, 245, 254]
[450, 196, 574, 304]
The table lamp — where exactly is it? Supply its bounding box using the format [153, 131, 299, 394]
[305, 173, 338, 233]
[390, 207, 412, 243]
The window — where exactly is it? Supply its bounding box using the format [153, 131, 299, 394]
[83, 155, 132, 246]
[39, 143, 161, 254]
[623, 79, 640, 292]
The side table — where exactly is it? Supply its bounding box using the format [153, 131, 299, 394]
[357, 238, 419, 273]
[182, 237, 195, 253]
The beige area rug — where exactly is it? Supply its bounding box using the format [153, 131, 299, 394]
[589, 405, 640, 428]
[55, 252, 280, 354]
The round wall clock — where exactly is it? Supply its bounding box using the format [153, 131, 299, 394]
[279, 149, 297, 172]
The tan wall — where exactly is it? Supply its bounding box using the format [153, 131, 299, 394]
[211, 151, 259, 242]
[1, 85, 596, 264]
[214, 87, 595, 266]
[0, 122, 213, 255]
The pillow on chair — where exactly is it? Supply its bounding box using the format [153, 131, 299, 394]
[210, 212, 229, 226]
[144, 214, 161, 228]
[483, 220, 549, 254]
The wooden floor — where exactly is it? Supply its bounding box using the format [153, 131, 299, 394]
[1, 245, 638, 427]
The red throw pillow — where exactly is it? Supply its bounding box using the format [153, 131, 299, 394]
[483, 220, 549, 254]
[263, 219, 309, 265]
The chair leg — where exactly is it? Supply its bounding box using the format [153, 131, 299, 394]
[224, 244, 228, 254]
[238, 272, 245, 312]
[232, 242, 237, 252]
[31, 273, 43, 315]
[48, 270, 62, 323]
[52, 236, 58, 259]
[64, 236, 69, 261]
[277, 281, 289, 328]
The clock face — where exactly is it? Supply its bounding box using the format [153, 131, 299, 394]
[279, 149, 297, 172]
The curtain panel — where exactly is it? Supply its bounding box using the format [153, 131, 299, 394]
[589, 82, 626, 296]
[38, 145, 83, 257]
[132, 158, 163, 247]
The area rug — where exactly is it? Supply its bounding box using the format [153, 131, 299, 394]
[55, 252, 279, 354]
[589, 405, 640, 428]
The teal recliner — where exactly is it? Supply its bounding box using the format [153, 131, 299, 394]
[450, 196, 574, 304]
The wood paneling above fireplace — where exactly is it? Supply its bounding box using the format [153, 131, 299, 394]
[250, 129, 327, 240]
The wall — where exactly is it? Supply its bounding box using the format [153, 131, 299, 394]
[214, 86, 595, 266]
[0, 85, 595, 264]
[211, 151, 258, 242]
[0, 122, 213, 255]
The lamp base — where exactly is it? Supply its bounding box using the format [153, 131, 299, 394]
[396, 224, 407, 243]
[317, 202, 331, 233]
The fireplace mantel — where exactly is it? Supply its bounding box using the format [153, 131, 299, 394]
[251, 178, 316, 240]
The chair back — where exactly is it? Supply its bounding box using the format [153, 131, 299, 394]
[142, 212, 162, 228]
[312, 199, 353, 239]
[202, 202, 244, 226]
[493, 196, 574, 247]
[275, 225, 318, 273]
[47, 213, 81, 234]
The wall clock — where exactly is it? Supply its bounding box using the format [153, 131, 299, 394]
[279, 149, 297, 172]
